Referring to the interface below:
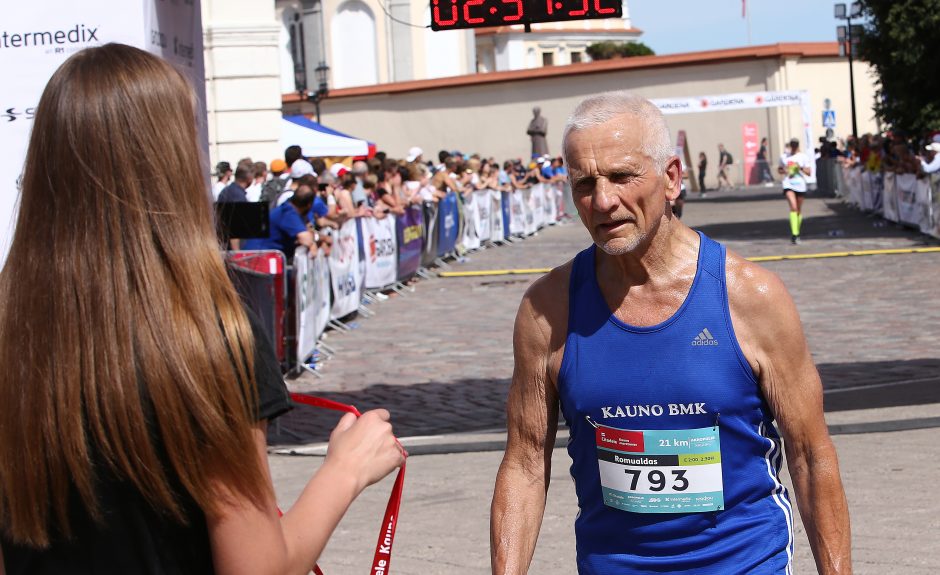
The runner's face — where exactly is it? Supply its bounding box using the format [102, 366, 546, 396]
[566, 114, 670, 255]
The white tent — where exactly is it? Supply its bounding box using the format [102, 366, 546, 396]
[280, 115, 370, 157]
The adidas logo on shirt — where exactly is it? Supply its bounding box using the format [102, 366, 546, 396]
[692, 328, 719, 346]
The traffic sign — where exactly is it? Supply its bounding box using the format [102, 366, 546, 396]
[823, 109, 836, 129]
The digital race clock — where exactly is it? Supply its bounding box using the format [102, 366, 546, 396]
[430, 0, 623, 31]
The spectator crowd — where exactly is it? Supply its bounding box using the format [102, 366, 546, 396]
[212, 146, 571, 261]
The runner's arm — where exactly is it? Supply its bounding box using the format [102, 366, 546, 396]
[491, 288, 561, 575]
[730, 261, 851, 575]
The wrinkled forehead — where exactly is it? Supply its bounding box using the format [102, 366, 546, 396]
[564, 114, 650, 168]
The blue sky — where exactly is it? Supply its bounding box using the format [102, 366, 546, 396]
[629, 0, 851, 55]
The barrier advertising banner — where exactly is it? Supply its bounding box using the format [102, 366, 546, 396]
[523, 189, 538, 235]
[882, 172, 899, 222]
[0, 0, 205, 262]
[421, 201, 439, 267]
[510, 190, 525, 236]
[437, 192, 460, 257]
[363, 215, 398, 289]
[473, 190, 491, 245]
[916, 178, 933, 235]
[544, 185, 558, 224]
[397, 205, 423, 280]
[329, 219, 362, 319]
[294, 247, 318, 363]
[895, 173, 920, 228]
[490, 191, 505, 242]
[462, 193, 481, 251]
[313, 252, 331, 340]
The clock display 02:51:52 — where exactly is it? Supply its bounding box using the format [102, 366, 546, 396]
[430, 0, 623, 31]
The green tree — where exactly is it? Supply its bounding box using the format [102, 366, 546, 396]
[585, 41, 655, 61]
[856, 0, 940, 133]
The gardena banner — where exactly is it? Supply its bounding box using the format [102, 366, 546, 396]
[651, 90, 812, 158]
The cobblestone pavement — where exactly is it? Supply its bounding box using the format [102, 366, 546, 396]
[270, 187, 940, 445]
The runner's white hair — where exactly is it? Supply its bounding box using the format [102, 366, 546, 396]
[562, 91, 674, 173]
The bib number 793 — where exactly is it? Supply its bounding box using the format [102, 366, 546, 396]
[596, 425, 724, 513]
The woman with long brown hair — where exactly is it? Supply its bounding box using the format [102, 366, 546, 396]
[0, 43, 404, 574]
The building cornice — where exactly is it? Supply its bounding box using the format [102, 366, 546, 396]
[281, 42, 841, 103]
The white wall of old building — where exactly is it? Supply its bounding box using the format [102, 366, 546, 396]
[202, 0, 283, 167]
[283, 46, 878, 173]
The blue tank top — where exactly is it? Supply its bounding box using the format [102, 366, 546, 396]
[558, 232, 793, 574]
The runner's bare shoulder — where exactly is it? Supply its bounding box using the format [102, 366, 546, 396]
[515, 260, 573, 376]
[724, 249, 802, 370]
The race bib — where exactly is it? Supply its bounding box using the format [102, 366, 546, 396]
[596, 425, 724, 514]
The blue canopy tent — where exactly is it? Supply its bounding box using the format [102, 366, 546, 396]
[280, 115, 375, 158]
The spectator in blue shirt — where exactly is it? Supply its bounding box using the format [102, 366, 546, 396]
[217, 163, 252, 203]
[551, 157, 568, 179]
[243, 181, 318, 260]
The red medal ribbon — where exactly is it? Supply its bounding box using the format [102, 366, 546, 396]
[288, 392, 407, 575]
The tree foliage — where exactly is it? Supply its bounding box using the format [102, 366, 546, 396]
[857, 0, 940, 134]
[585, 41, 655, 61]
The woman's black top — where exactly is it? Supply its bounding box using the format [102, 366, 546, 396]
[1, 307, 292, 574]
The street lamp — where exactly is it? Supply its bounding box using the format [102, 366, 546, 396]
[835, 2, 862, 140]
[306, 61, 330, 124]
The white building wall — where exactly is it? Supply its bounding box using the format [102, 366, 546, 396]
[203, 0, 282, 166]
[331, 0, 379, 87]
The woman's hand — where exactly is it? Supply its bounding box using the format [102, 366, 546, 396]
[323, 410, 406, 493]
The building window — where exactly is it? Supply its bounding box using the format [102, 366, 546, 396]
[542, 52, 554, 67]
[570, 51, 582, 63]
[289, 13, 306, 92]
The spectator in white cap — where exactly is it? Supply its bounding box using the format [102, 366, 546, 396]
[921, 136, 940, 174]
[277, 159, 318, 206]
[406, 146, 424, 164]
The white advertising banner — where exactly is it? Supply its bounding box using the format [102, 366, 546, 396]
[651, 90, 813, 157]
[544, 184, 559, 224]
[490, 191, 504, 242]
[462, 194, 481, 251]
[509, 189, 525, 236]
[293, 247, 316, 363]
[895, 173, 920, 228]
[882, 172, 899, 222]
[329, 219, 362, 320]
[530, 185, 546, 230]
[916, 178, 933, 235]
[522, 188, 537, 236]
[313, 252, 331, 337]
[473, 190, 492, 244]
[0, 0, 205, 261]
[363, 215, 398, 289]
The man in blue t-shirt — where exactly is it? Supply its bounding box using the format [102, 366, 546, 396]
[243, 181, 319, 260]
[217, 163, 252, 203]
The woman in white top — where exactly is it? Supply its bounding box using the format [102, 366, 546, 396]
[778, 138, 813, 244]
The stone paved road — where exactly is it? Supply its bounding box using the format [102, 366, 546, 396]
[270, 188, 940, 445]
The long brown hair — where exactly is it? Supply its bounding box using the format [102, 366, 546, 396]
[0, 44, 269, 547]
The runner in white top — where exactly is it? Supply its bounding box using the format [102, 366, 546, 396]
[778, 138, 812, 244]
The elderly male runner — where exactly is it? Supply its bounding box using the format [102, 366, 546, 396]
[490, 92, 851, 574]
